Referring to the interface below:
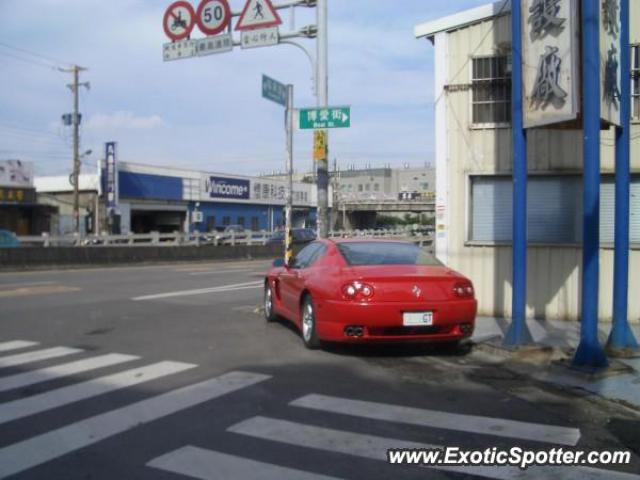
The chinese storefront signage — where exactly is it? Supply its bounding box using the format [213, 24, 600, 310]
[251, 180, 310, 205]
[0, 186, 36, 204]
[600, 0, 621, 126]
[105, 142, 119, 211]
[522, 0, 580, 128]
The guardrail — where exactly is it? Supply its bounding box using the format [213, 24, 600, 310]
[15, 228, 433, 248]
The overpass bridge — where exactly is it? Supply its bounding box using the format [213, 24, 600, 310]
[335, 193, 436, 229]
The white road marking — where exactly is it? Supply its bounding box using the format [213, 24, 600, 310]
[0, 341, 39, 353]
[0, 353, 140, 393]
[189, 268, 253, 276]
[0, 361, 195, 425]
[0, 347, 82, 368]
[147, 446, 342, 480]
[0, 281, 54, 289]
[132, 281, 263, 301]
[0, 371, 270, 479]
[229, 417, 640, 480]
[291, 394, 580, 446]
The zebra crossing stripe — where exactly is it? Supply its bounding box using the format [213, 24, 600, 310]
[0, 353, 139, 393]
[0, 347, 82, 368]
[0, 361, 194, 425]
[132, 281, 263, 301]
[290, 394, 580, 446]
[0, 341, 39, 353]
[228, 417, 640, 480]
[0, 371, 270, 479]
[147, 446, 342, 480]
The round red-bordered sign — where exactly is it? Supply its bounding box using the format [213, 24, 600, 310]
[163, 1, 196, 42]
[196, 0, 231, 36]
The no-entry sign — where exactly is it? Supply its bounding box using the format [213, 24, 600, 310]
[163, 1, 196, 41]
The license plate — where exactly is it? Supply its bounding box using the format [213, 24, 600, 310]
[403, 311, 433, 326]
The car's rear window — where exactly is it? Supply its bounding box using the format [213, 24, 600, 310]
[337, 242, 441, 266]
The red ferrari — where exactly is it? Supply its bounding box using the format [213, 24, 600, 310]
[263, 239, 477, 349]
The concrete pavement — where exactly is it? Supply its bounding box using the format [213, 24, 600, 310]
[0, 261, 639, 479]
[473, 317, 640, 410]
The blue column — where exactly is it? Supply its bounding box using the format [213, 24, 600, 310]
[504, 0, 533, 347]
[573, 0, 608, 368]
[607, 0, 639, 355]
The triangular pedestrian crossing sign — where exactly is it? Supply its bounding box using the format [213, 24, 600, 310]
[235, 0, 282, 31]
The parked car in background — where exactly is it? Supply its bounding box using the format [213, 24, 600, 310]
[266, 228, 316, 246]
[264, 239, 476, 349]
[0, 229, 20, 247]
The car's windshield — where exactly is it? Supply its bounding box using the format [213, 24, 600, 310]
[337, 242, 441, 266]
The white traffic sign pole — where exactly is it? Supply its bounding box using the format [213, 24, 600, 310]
[285, 84, 294, 265]
[316, 0, 329, 238]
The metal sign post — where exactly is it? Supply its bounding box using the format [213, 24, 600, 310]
[262, 74, 294, 264]
[573, 0, 608, 369]
[504, 0, 533, 347]
[607, 0, 639, 356]
[285, 84, 294, 265]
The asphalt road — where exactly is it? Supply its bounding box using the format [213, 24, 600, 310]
[0, 260, 638, 480]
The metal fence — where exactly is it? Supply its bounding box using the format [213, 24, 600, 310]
[16, 228, 433, 248]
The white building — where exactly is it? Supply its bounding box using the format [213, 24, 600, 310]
[415, 1, 640, 322]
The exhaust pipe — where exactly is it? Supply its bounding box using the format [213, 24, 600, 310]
[354, 326, 364, 337]
[345, 326, 354, 337]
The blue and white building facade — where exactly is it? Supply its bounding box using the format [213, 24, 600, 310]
[116, 162, 317, 234]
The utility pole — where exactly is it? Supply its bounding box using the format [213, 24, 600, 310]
[62, 65, 89, 236]
[316, 0, 329, 238]
[285, 84, 295, 265]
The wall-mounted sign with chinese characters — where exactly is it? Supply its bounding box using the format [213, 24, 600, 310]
[521, 0, 580, 128]
[299, 106, 351, 129]
[600, 0, 622, 126]
[251, 179, 312, 206]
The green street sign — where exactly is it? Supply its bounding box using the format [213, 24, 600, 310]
[262, 74, 287, 107]
[299, 106, 351, 129]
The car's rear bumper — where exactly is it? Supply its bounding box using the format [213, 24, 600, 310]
[316, 298, 477, 343]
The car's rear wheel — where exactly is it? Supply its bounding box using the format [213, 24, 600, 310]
[301, 295, 320, 349]
[264, 283, 278, 322]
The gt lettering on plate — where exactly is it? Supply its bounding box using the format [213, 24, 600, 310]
[403, 311, 433, 326]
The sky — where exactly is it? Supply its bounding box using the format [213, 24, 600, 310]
[0, 0, 489, 178]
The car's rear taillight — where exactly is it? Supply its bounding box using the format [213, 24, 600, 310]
[342, 281, 375, 300]
[453, 282, 474, 298]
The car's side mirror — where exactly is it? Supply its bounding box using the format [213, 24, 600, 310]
[272, 258, 285, 268]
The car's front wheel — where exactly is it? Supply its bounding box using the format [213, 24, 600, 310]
[264, 282, 278, 322]
[301, 295, 320, 349]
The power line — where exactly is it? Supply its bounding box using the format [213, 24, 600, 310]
[0, 41, 72, 69]
[0, 122, 64, 138]
[0, 49, 59, 71]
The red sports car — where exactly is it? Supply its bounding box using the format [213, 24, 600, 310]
[263, 239, 477, 349]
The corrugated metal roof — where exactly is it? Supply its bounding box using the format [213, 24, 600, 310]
[414, 0, 510, 40]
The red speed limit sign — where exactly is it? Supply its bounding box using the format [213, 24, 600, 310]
[163, 1, 196, 41]
[196, 0, 231, 36]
